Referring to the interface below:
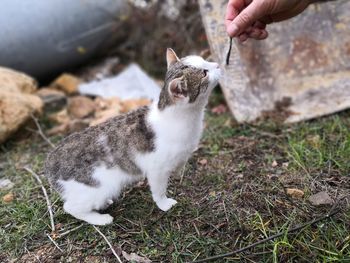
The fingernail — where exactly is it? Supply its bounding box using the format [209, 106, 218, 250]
[228, 24, 239, 37]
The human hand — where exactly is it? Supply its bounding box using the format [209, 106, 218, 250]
[225, 0, 312, 41]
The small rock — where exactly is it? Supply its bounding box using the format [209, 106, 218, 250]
[198, 159, 208, 166]
[49, 109, 71, 125]
[67, 96, 96, 119]
[272, 160, 278, 167]
[286, 188, 304, 199]
[3, 192, 14, 203]
[0, 67, 43, 144]
[0, 179, 14, 190]
[309, 191, 333, 206]
[282, 162, 289, 168]
[50, 73, 81, 95]
[36, 88, 67, 112]
[0, 67, 37, 93]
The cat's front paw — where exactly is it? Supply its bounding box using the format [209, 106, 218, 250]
[156, 198, 178, 212]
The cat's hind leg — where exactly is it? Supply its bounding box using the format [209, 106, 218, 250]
[63, 201, 113, 225]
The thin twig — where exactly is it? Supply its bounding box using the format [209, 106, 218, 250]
[30, 113, 55, 148]
[24, 167, 55, 232]
[190, 208, 341, 263]
[46, 233, 63, 252]
[92, 225, 123, 263]
[57, 224, 85, 239]
[226, 37, 233, 65]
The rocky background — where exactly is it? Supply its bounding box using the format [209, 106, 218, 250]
[0, 0, 208, 145]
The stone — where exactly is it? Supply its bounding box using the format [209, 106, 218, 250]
[286, 188, 304, 199]
[36, 88, 67, 112]
[0, 67, 43, 144]
[3, 192, 14, 203]
[67, 96, 96, 119]
[199, 0, 350, 123]
[49, 109, 70, 124]
[309, 191, 333, 206]
[0, 179, 14, 190]
[50, 73, 81, 95]
[0, 67, 37, 93]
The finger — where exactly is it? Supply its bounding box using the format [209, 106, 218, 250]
[225, 0, 246, 29]
[258, 29, 268, 39]
[247, 28, 263, 39]
[238, 33, 248, 42]
[247, 29, 268, 40]
[244, 26, 255, 34]
[253, 20, 266, 29]
[228, 0, 269, 36]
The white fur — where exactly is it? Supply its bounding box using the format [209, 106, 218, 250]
[182, 55, 221, 84]
[59, 165, 140, 225]
[60, 55, 221, 225]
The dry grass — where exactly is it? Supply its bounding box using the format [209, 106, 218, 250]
[0, 90, 349, 262]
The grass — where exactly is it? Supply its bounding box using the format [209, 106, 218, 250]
[0, 91, 349, 262]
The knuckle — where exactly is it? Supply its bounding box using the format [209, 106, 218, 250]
[238, 11, 252, 25]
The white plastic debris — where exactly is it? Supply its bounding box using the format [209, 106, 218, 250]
[78, 63, 161, 101]
[0, 179, 14, 190]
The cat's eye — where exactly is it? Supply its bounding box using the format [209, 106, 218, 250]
[203, 69, 208, 77]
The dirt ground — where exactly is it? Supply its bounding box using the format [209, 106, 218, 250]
[1, 89, 349, 262]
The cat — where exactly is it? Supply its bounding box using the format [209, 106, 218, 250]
[44, 48, 221, 225]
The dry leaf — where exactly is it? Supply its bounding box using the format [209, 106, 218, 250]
[3, 192, 14, 203]
[122, 251, 151, 263]
[286, 188, 304, 199]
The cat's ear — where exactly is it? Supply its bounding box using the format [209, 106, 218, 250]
[168, 76, 187, 101]
[166, 48, 180, 69]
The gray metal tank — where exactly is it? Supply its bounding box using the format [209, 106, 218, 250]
[0, 0, 129, 79]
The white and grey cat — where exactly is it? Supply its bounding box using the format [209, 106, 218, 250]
[45, 49, 221, 225]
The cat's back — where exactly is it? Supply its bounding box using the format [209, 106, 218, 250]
[44, 106, 155, 187]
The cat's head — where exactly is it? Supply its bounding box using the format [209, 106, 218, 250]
[158, 48, 221, 110]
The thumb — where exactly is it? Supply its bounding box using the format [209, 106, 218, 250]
[227, 0, 268, 37]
